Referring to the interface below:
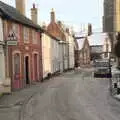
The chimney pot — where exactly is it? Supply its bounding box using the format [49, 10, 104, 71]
[88, 23, 92, 36]
[33, 3, 35, 9]
[31, 3, 38, 24]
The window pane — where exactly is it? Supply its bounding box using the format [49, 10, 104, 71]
[14, 53, 20, 74]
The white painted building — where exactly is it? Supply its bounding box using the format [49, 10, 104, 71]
[59, 41, 64, 72]
[42, 31, 60, 78]
[58, 40, 69, 73]
[0, 17, 5, 93]
[63, 42, 69, 70]
[42, 32, 52, 78]
[51, 37, 60, 73]
[68, 34, 75, 69]
[65, 29, 75, 69]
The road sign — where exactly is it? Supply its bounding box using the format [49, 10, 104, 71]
[6, 30, 17, 46]
[6, 40, 17, 46]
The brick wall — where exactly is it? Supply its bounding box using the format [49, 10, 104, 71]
[3, 20, 43, 90]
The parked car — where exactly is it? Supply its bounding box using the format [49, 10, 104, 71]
[94, 59, 112, 78]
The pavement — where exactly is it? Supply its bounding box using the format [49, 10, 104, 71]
[0, 70, 76, 108]
[0, 84, 42, 108]
[0, 78, 55, 108]
[0, 68, 120, 120]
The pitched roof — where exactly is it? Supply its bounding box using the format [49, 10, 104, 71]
[77, 38, 86, 50]
[0, 1, 42, 30]
[88, 33, 108, 46]
[47, 22, 66, 41]
[42, 28, 60, 42]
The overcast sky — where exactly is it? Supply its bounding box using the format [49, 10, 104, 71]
[0, 0, 103, 32]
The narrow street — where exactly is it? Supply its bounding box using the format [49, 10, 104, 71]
[1, 0, 120, 120]
[1, 68, 120, 120]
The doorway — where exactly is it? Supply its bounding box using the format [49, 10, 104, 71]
[25, 56, 29, 84]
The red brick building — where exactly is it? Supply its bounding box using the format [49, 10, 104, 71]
[47, 9, 66, 41]
[0, 1, 43, 90]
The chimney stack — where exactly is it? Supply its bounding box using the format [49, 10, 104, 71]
[16, 0, 25, 15]
[31, 3, 38, 24]
[51, 8, 55, 23]
[88, 23, 92, 36]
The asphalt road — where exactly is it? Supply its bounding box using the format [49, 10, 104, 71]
[23, 69, 120, 120]
[1, 68, 120, 120]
